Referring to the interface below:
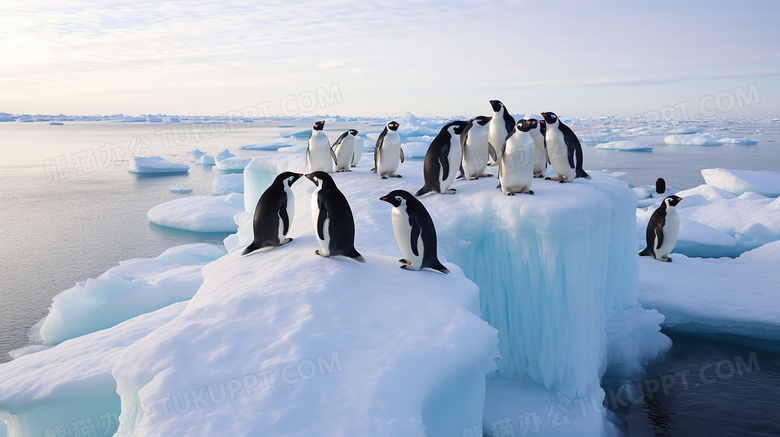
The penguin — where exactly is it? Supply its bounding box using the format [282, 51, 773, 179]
[242, 172, 303, 255]
[639, 195, 683, 262]
[304, 171, 365, 263]
[488, 100, 516, 166]
[306, 120, 336, 173]
[351, 135, 365, 167]
[541, 112, 590, 182]
[499, 120, 536, 196]
[373, 121, 404, 178]
[379, 190, 449, 274]
[656, 178, 666, 194]
[528, 118, 549, 178]
[460, 116, 493, 180]
[331, 129, 358, 172]
[415, 121, 468, 196]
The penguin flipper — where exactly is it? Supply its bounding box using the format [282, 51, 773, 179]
[654, 219, 665, 250]
[316, 201, 328, 241]
[409, 220, 421, 257]
[488, 142, 497, 162]
[330, 147, 338, 166]
[279, 198, 290, 236]
[439, 152, 450, 181]
[400, 146, 404, 163]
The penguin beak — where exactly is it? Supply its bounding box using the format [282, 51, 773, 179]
[379, 196, 388, 201]
[304, 174, 316, 185]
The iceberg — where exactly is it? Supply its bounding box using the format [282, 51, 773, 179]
[34, 244, 225, 345]
[196, 155, 215, 165]
[663, 134, 721, 146]
[215, 157, 252, 172]
[187, 149, 206, 161]
[0, 303, 186, 437]
[718, 137, 757, 145]
[127, 156, 189, 174]
[638, 241, 780, 339]
[148, 193, 244, 232]
[239, 142, 293, 151]
[701, 168, 780, 197]
[212, 174, 244, 195]
[594, 140, 652, 152]
[168, 184, 193, 194]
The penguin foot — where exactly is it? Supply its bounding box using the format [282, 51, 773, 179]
[525, 190, 534, 195]
[351, 165, 357, 168]
[315, 250, 329, 258]
[399, 258, 412, 265]
[545, 176, 562, 181]
[391, 174, 402, 178]
[380, 176, 388, 180]
[400, 264, 417, 271]
[559, 179, 568, 184]
[661, 256, 672, 262]
[442, 189, 456, 195]
[504, 191, 515, 196]
[480, 173, 493, 178]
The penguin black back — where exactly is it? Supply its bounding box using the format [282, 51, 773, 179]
[243, 171, 302, 255]
[305, 171, 364, 262]
[416, 121, 467, 196]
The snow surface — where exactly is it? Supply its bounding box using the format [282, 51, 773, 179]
[127, 156, 189, 174]
[0, 303, 186, 437]
[148, 193, 244, 232]
[215, 157, 251, 172]
[638, 241, 780, 339]
[701, 168, 780, 197]
[212, 174, 244, 195]
[663, 134, 722, 146]
[34, 244, 225, 345]
[594, 140, 653, 151]
[239, 142, 293, 150]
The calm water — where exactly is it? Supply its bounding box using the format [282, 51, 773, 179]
[1, 119, 779, 436]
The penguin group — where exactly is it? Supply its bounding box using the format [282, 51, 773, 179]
[243, 101, 599, 273]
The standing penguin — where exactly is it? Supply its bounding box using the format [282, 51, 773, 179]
[528, 118, 549, 178]
[415, 121, 468, 196]
[639, 195, 682, 262]
[379, 190, 449, 274]
[373, 121, 403, 178]
[332, 129, 358, 172]
[541, 112, 590, 182]
[305, 171, 365, 263]
[460, 116, 493, 180]
[306, 120, 336, 173]
[351, 135, 365, 167]
[488, 100, 516, 166]
[499, 120, 536, 196]
[242, 172, 303, 255]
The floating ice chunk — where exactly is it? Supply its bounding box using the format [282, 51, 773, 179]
[0, 303, 186, 437]
[188, 149, 206, 161]
[213, 173, 244, 195]
[675, 183, 736, 206]
[666, 126, 698, 134]
[169, 184, 193, 194]
[701, 168, 780, 197]
[36, 244, 225, 345]
[148, 193, 244, 232]
[664, 134, 721, 146]
[718, 137, 757, 145]
[111, 247, 498, 436]
[196, 154, 215, 165]
[639, 241, 780, 339]
[127, 156, 189, 174]
[215, 157, 251, 172]
[215, 148, 235, 161]
[595, 140, 652, 151]
[239, 142, 293, 151]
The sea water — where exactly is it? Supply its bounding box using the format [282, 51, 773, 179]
[1, 118, 779, 436]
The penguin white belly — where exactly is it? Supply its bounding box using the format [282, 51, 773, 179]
[391, 206, 423, 270]
[529, 130, 548, 176]
[440, 136, 462, 191]
[462, 126, 488, 178]
[279, 185, 295, 242]
[488, 124, 507, 162]
[655, 208, 679, 258]
[377, 133, 401, 177]
[311, 189, 330, 255]
[500, 133, 534, 192]
[308, 133, 333, 173]
[546, 132, 575, 180]
[352, 137, 364, 166]
[334, 136, 354, 171]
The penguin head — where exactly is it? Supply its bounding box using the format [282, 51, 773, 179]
[305, 171, 334, 187]
[276, 171, 303, 187]
[443, 120, 468, 136]
[489, 100, 504, 112]
[517, 118, 538, 132]
[664, 195, 682, 207]
[312, 121, 325, 131]
[474, 115, 492, 126]
[540, 112, 558, 124]
[379, 190, 414, 208]
[348, 129, 359, 136]
[387, 121, 400, 131]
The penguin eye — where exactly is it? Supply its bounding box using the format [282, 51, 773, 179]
[395, 196, 403, 202]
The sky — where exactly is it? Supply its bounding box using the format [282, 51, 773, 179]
[1, 0, 779, 118]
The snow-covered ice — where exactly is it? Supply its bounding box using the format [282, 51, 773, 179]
[595, 140, 653, 152]
[212, 173, 244, 195]
[664, 134, 722, 146]
[0, 303, 186, 437]
[215, 157, 251, 172]
[718, 137, 758, 145]
[169, 184, 193, 194]
[196, 154, 215, 165]
[239, 142, 293, 151]
[701, 168, 780, 197]
[148, 193, 244, 232]
[127, 156, 189, 174]
[34, 244, 224, 345]
[639, 241, 780, 339]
